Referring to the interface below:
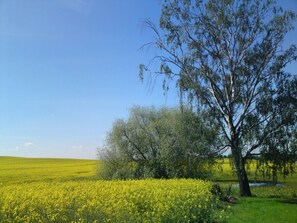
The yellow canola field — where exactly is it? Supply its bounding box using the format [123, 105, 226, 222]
[0, 179, 220, 223]
[0, 157, 98, 184]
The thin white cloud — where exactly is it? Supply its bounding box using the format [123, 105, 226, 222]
[15, 142, 36, 151]
[72, 145, 84, 150]
[24, 142, 34, 148]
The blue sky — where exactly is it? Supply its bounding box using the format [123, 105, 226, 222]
[0, 0, 296, 159]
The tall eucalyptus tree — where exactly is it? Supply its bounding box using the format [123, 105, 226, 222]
[140, 0, 297, 196]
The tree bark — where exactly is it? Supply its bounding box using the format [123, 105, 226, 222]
[231, 135, 252, 197]
[235, 158, 252, 197]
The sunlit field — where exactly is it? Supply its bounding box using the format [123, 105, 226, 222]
[1, 156, 296, 222]
[0, 179, 222, 223]
[0, 157, 224, 223]
[212, 158, 297, 223]
[212, 158, 297, 185]
[0, 156, 97, 185]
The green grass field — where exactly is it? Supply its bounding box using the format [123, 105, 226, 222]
[0, 156, 296, 222]
[212, 158, 297, 223]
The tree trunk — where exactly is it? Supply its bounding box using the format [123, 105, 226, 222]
[235, 159, 252, 197]
[231, 136, 252, 197]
